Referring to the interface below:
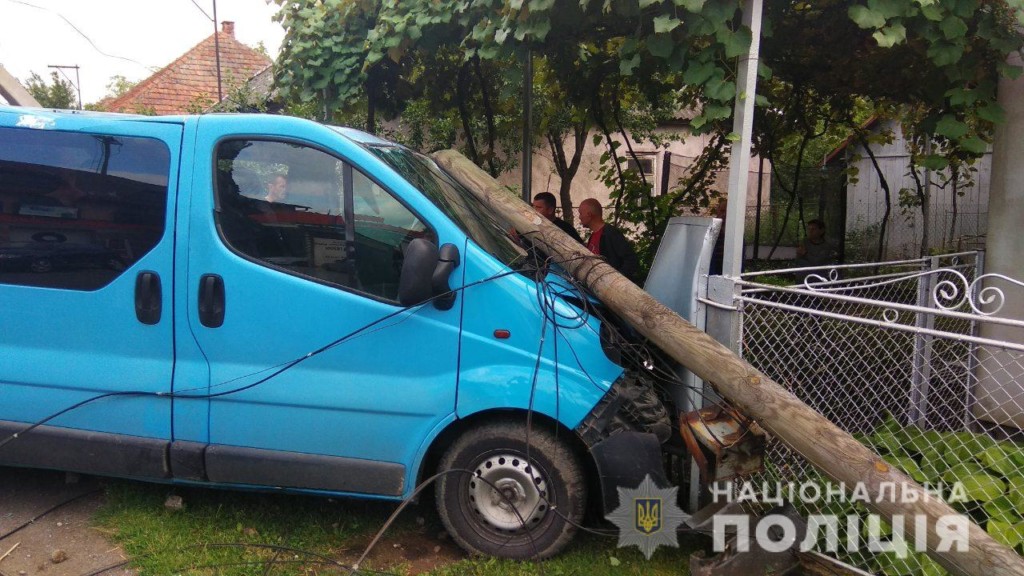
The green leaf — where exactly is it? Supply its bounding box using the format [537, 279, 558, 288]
[874, 551, 922, 575]
[654, 15, 682, 34]
[725, 132, 741, 142]
[620, 54, 641, 76]
[849, 5, 887, 28]
[935, 115, 969, 139]
[885, 455, 927, 483]
[647, 33, 675, 58]
[921, 3, 945, 20]
[987, 520, 1024, 548]
[942, 461, 983, 484]
[868, 0, 908, 19]
[940, 15, 969, 40]
[984, 497, 1022, 524]
[956, 473, 1006, 502]
[705, 78, 736, 102]
[529, 0, 556, 10]
[723, 27, 752, 58]
[920, 154, 951, 171]
[977, 103, 1006, 124]
[673, 0, 705, 11]
[959, 137, 988, 155]
[638, 0, 661, 7]
[683, 61, 716, 85]
[872, 22, 907, 47]
[980, 446, 1020, 476]
[609, 556, 622, 567]
[927, 41, 964, 66]
[920, 554, 950, 576]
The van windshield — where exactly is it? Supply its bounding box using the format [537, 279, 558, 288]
[367, 145, 527, 270]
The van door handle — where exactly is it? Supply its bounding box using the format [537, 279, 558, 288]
[134, 271, 162, 325]
[198, 274, 225, 328]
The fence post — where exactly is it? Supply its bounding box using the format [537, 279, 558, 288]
[964, 250, 984, 429]
[909, 257, 939, 426]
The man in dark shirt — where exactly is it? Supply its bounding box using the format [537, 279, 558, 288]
[579, 198, 641, 282]
[531, 192, 584, 244]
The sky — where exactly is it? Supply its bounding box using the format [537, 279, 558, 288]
[0, 0, 285, 105]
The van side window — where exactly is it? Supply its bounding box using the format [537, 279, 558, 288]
[215, 140, 431, 302]
[0, 127, 169, 290]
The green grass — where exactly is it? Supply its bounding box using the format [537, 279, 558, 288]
[94, 480, 701, 575]
[427, 535, 703, 576]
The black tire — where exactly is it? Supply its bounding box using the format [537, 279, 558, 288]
[436, 420, 585, 559]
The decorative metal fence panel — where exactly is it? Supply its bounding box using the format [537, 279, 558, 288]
[735, 252, 1024, 574]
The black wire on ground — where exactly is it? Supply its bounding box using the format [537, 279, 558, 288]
[0, 488, 102, 543]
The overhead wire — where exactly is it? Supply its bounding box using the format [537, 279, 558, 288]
[2, 0, 158, 71]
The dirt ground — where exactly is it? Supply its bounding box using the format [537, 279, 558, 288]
[0, 467, 134, 576]
[0, 466, 466, 576]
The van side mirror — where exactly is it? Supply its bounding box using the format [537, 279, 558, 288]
[432, 243, 460, 311]
[399, 238, 460, 310]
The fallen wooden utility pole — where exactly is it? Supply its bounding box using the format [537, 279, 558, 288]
[433, 150, 1024, 576]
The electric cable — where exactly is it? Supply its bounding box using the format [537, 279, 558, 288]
[3, 0, 158, 70]
[0, 267, 523, 452]
[4, 235, 723, 569]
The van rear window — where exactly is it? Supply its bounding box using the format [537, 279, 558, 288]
[0, 127, 169, 290]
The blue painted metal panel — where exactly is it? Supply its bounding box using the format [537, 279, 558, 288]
[455, 243, 623, 429]
[0, 107, 181, 439]
[179, 115, 467, 490]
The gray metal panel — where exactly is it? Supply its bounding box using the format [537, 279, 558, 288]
[644, 216, 721, 413]
[644, 216, 720, 323]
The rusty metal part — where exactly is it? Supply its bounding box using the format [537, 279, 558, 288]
[680, 404, 765, 483]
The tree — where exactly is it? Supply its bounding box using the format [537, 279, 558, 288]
[24, 71, 76, 109]
[273, 0, 1024, 267]
[749, 0, 1024, 261]
[105, 75, 136, 99]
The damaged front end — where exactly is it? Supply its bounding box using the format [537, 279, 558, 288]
[574, 369, 766, 515]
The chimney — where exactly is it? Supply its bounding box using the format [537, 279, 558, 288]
[221, 21, 235, 37]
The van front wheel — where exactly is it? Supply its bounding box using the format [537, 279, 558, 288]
[436, 421, 585, 559]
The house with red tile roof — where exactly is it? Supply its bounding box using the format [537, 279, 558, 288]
[102, 21, 271, 116]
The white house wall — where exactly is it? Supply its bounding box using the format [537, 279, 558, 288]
[498, 126, 769, 225]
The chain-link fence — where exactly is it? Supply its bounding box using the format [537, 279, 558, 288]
[734, 252, 1024, 574]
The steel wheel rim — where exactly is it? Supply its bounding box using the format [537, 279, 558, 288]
[468, 453, 549, 533]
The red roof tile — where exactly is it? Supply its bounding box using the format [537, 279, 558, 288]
[102, 23, 271, 116]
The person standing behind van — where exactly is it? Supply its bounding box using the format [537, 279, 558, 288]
[532, 192, 583, 244]
[795, 218, 837, 283]
[579, 198, 640, 282]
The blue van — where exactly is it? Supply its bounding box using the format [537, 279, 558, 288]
[0, 107, 672, 559]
